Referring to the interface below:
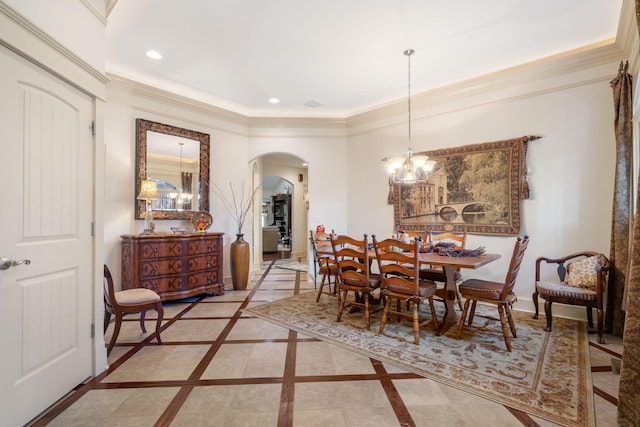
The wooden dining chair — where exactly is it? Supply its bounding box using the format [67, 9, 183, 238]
[331, 232, 382, 330]
[310, 229, 339, 301]
[373, 235, 439, 345]
[455, 235, 529, 352]
[103, 264, 164, 355]
[420, 231, 467, 310]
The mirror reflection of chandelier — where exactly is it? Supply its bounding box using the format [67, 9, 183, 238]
[168, 142, 193, 207]
[382, 49, 436, 184]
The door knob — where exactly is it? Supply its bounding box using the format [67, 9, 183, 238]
[0, 257, 31, 270]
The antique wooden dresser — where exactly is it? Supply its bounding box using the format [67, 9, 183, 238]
[121, 232, 224, 301]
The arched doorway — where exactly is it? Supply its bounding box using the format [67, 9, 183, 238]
[256, 153, 308, 263]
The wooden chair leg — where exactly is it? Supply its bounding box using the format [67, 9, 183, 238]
[596, 308, 606, 344]
[411, 300, 420, 345]
[103, 310, 111, 334]
[316, 274, 328, 302]
[586, 306, 594, 328]
[364, 292, 370, 330]
[468, 300, 477, 325]
[543, 300, 553, 332]
[506, 305, 517, 338]
[427, 297, 439, 330]
[140, 310, 148, 333]
[456, 299, 471, 339]
[154, 303, 164, 344]
[498, 304, 512, 352]
[107, 314, 123, 356]
[532, 289, 540, 319]
[378, 297, 392, 335]
[336, 289, 346, 322]
[455, 288, 464, 311]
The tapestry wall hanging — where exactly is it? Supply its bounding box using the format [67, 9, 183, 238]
[393, 135, 539, 236]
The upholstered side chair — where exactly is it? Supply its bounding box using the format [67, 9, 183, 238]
[103, 264, 164, 355]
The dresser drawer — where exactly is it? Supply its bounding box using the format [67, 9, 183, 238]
[188, 238, 221, 255]
[138, 240, 185, 259]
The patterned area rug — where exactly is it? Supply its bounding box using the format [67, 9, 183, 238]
[273, 262, 308, 273]
[245, 292, 594, 427]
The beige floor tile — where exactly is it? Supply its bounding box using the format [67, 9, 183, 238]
[182, 301, 242, 318]
[594, 394, 619, 427]
[225, 317, 291, 340]
[251, 289, 296, 301]
[173, 384, 281, 426]
[48, 387, 178, 426]
[294, 380, 389, 410]
[160, 301, 194, 319]
[159, 318, 228, 342]
[344, 406, 405, 426]
[102, 344, 210, 382]
[201, 290, 250, 302]
[201, 342, 287, 379]
[293, 409, 349, 427]
[296, 341, 376, 376]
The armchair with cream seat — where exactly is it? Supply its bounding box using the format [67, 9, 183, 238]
[533, 252, 611, 344]
[103, 265, 164, 355]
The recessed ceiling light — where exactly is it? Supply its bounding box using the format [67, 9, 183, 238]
[146, 50, 162, 59]
[269, 98, 280, 104]
[302, 163, 308, 167]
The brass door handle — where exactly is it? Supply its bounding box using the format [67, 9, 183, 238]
[0, 256, 31, 270]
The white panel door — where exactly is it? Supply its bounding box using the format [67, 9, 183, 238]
[0, 45, 94, 426]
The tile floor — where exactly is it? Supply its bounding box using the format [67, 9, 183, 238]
[29, 258, 621, 426]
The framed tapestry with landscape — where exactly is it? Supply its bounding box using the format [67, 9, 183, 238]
[393, 136, 538, 236]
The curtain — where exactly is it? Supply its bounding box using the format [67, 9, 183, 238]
[606, 61, 632, 336]
[618, 3, 640, 424]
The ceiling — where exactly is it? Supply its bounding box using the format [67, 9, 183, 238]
[106, 1, 624, 118]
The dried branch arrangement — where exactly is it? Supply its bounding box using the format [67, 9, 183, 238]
[211, 181, 260, 235]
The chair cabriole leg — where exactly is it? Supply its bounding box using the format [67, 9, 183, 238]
[543, 300, 553, 332]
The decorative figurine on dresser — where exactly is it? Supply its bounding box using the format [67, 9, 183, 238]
[121, 231, 224, 301]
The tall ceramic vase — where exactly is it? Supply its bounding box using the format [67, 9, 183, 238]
[230, 233, 250, 290]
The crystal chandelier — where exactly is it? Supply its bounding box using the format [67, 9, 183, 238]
[382, 49, 435, 184]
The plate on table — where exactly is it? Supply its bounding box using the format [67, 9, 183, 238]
[191, 211, 213, 231]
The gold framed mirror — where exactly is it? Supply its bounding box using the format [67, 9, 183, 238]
[135, 118, 210, 220]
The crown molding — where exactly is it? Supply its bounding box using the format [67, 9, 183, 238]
[0, 1, 108, 98]
[347, 40, 626, 136]
[78, 0, 106, 25]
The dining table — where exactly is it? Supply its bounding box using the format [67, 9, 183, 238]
[416, 251, 501, 335]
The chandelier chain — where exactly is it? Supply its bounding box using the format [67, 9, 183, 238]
[406, 49, 413, 148]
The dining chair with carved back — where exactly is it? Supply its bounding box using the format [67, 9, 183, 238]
[103, 264, 164, 355]
[419, 231, 467, 310]
[455, 235, 530, 352]
[372, 235, 439, 345]
[330, 232, 382, 330]
[310, 229, 339, 301]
